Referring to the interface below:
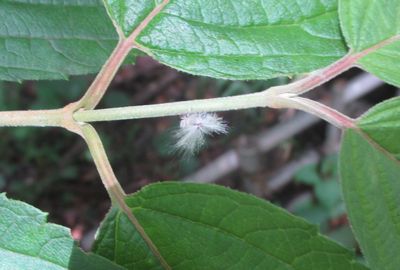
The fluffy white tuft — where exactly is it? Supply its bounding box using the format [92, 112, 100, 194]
[174, 113, 228, 155]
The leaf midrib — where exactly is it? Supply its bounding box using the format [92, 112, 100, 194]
[140, 207, 294, 269]
[133, 205, 354, 270]
[145, 48, 344, 58]
[158, 9, 338, 30]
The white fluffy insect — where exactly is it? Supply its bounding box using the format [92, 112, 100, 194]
[174, 112, 228, 155]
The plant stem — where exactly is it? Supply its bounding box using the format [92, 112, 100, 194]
[269, 53, 356, 96]
[0, 52, 358, 130]
[77, 39, 133, 110]
[74, 91, 354, 129]
[81, 124, 171, 270]
[73, 52, 359, 129]
[268, 35, 400, 97]
[74, 92, 273, 122]
[0, 109, 63, 127]
[81, 124, 126, 200]
[0, 102, 82, 135]
[273, 95, 356, 129]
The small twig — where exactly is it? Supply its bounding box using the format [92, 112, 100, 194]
[77, 40, 133, 110]
[0, 108, 64, 127]
[81, 124, 126, 200]
[0, 102, 82, 135]
[74, 91, 271, 122]
[73, 52, 360, 128]
[74, 89, 355, 130]
[272, 95, 356, 129]
[81, 124, 171, 270]
[268, 53, 356, 96]
[268, 35, 400, 97]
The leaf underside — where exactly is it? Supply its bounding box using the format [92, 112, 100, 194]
[93, 182, 367, 270]
[0, 0, 119, 81]
[106, 0, 348, 80]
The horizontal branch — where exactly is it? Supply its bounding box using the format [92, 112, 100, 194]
[74, 92, 273, 122]
[0, 109, 63, 127]
[0, 102, 82, 134]
[73, 91, 354, 130]
[0, 51, 365, 130]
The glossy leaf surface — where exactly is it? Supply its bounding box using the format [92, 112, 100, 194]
[94, 182, 367, 270]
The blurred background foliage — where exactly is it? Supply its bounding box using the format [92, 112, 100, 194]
[0, 56, 398, 251]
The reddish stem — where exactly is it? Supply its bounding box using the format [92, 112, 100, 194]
[77, 40, 133, 110]
[298, 54, 356, 91]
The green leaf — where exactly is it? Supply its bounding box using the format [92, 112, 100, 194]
[358, 97, 400, 159]
[0, 193, 124, 270]
[103, 0, 162, 37]
[0, 0, 119, 81]
[340, 98, 400, 270]
[105, 0, 347, 80]
[339, 0, 400, 86]
[94, 182, 367, 270]
[340, 130, 400, 270]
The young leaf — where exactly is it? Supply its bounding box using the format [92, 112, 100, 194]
[94, 182, 367, 270]
[105, 0, 348, 80]
[0, 0, 119, 81]
[0, 193, 124, 270]
[339, 0, 400, 86]
[340, 97, 400, 270]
